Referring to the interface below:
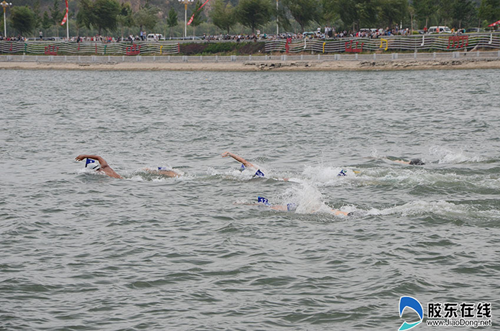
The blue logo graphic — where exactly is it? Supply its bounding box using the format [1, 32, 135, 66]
[399, 296, 424, 331]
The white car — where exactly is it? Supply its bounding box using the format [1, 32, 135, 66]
[146, 34, 165, 41]
[428, 26, 452, 34]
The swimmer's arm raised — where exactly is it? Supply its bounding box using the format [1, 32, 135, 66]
[221, 151, 256, 169]
[75, 154, 109, 168]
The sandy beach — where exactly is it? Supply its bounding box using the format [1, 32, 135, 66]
[1, 58, 500, 71]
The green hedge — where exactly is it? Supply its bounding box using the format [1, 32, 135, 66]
[180, 41, 265, 55]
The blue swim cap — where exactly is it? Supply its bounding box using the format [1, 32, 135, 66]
[254, 169, 265, 178]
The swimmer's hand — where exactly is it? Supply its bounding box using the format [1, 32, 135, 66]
[221, 151, 231, 158]
[75, 155, 86, 161]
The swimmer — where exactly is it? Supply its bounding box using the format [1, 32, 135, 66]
[390, 158, 425, 165]
[75, 155, 122, 179]
[222, 151, 265, 178]
[144, 167, 181, 178]
[256, 197, 352, 216]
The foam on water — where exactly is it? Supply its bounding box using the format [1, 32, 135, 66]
[429, 146, 485, 164]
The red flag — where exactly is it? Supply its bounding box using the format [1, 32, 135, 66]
[187, 0, 210, 25]
[488, 20, 500, 27]
[60, 0, 68, 26]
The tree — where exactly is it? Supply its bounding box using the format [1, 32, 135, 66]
[166, 7, 178, 38]
[93, 0, 120, 34]
[117, 2, 134, 37]
[283, 0, 319, 32]
[33, 0, 42, 30]
[42, 11, 52, 30]
[10, 6, 36, 36]
[77, 0, 120, 35]
[332, 0, 358, 30]
[354, 0, 377, 29]
[275, 3, 292, 32]
[236, 0, 273, 33]
[452, 0, 477, 29]
[134, 5, 159, 32]
[479, 0, 500, 26]
[210, 0, 237, 34]
[413, 0, 437, 28]
[51, 0, 63, 25]
[377, 0, 408, 29]
[190, 0, 205, 37]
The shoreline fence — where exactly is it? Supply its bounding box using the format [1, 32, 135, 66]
[265, 33, 500, 54]
[0, 41, 180, 55]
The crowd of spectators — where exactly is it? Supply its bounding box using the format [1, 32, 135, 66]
[0, 25, 480, 43]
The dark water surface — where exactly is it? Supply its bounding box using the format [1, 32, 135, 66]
[1, 69, 499, 330]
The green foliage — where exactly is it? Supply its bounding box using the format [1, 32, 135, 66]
[191, 1, 205, 28]
[118, 2, 134, 28]
[50, 0, 63, 24]
[10, 5, 36, 36]
[275, 3, 292, 31]
[167, 8, 178, 28]
[210, 0, 237, 34]
[42, 10, 52, 29]
[180, 41, 265, 55]
[354, 0, 378, 28]
[332, 0, 357, 29]
[134, 5, 159, 31]
[77, 0, 120, 35]
[33, 0, 42, 29]
[452, 0, 477, 28]
[377, 0, 408, 28]
[236, 0, 273, 33]
[479, 0, 500, 24]
[413, 0, 436, 27]
[283, 0, 319, 31]
[204, 42, 233, 52]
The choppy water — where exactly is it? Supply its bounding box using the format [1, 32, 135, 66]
[1, 69, 499, 330]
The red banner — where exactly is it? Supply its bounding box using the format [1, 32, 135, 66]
[60, 0, 68, 26]
[187, 0, 210, 25]
[489, 20, 500, 27]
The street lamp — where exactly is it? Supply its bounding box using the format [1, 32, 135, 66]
[1, 0, 12, 38]
[178, 0, 194, 39]
[276, 0, 278, 35]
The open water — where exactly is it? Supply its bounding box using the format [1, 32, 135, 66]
[1, 69, 499, 330]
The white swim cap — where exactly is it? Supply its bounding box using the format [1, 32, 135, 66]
[86, 159, 101, 170]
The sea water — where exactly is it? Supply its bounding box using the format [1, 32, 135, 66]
[1, 69, 499, 330]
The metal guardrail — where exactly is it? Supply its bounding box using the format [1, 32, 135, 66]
[1, 51, 499, 64]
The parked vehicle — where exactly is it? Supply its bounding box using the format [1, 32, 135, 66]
[146, 33, 165, 41]
[428, 26, 452, 34]
[466, 27, 484, 33]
